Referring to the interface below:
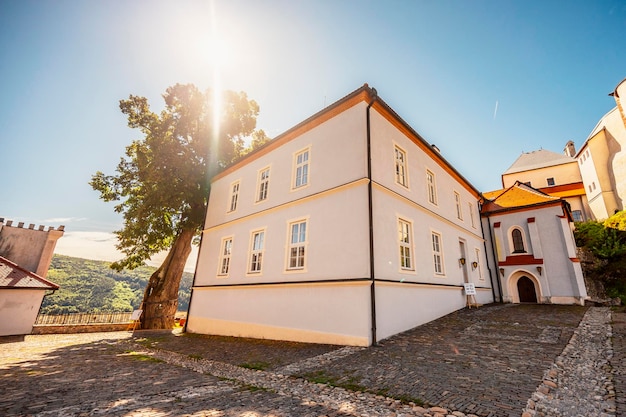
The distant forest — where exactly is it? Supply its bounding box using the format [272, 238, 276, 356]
[40, 254, 193, 315]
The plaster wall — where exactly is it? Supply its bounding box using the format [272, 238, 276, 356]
[195, 181, 370, 285]
[0, 224, 63, 277]
[205, 102, 368, 229]
[186, 282, 372, 346]
[0, 289, 45, 336]
[375, 282, 493, 341]
[502, 162, 581, 189]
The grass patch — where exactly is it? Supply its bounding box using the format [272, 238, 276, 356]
[188, 354, 203, 360]
[301, 370, 426, 406]
[239, 383, 274, 393]
[239, 361, 271, 371]
[126, 352, 164, 363]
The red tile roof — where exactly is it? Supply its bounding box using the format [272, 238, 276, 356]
[482, 182, 564, 215]
[0, 256, 59, 290]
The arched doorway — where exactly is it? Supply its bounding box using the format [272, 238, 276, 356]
[517, 276, 537, 303]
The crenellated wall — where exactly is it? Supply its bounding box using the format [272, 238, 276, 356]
[0, 218, 64, 278]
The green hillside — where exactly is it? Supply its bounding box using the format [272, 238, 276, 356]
[41, 254, 193, 314]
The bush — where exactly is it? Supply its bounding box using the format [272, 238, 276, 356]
[575, 220, 626, 260]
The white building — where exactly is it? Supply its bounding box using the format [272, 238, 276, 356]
[481, 182, 587, 305]
[187, 85, 495, 346]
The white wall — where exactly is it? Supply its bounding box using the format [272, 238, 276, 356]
[187, 282, 372, 346]
[0, 289, 44, 336]
[502, 162, 581, 189]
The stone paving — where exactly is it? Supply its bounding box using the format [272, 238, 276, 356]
[0, 304, 620, 417]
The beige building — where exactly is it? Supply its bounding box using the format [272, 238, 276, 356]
[576, 77, 626, 219]
[502, 148, 591, 222]
[0, 218, 63, 336]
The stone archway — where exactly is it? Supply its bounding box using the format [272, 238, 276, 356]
[517, 276, 538, 303]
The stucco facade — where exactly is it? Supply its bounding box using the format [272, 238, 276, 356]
[187, 85, 494, 346]
[481, 183, 587, 306]
[575, 77, 626, 220]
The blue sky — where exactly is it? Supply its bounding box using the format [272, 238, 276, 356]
[1, 0, 625, 266]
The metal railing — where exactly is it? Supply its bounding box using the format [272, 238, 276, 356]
[35, 312, 133, 326]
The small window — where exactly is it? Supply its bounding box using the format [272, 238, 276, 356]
[469, 202, 476, 228]
[572, 210, 583, 222]
[523, 181, 531, 187]
[249, 230, 265, 273]
[218, 238, 233, 276]
[394, 146, 408, 187]
[592, 182, 596, 191]
[288, 220, 307, 270]
[432, 232, 444, 275]
[293, 148, 310, 189]
[427, 170, 437, 205]
[547, 177, 555, 186]
[398, 219, 413, 270]
[228, 182, 240, 212]
[454, 192, 463, 220]
[511, 228, 525, 253]
[257, 167, 270, 202]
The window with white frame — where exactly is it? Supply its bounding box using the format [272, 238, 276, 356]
[257, 167, 270, 202]
[454, 192, 463, 220]
[427, 170, 437, 205]
[228, 182, 240, 212]
[248, 230, 265, 273]
[287, 220, 307, 270]
[431, 232, 444, 275]
[293, 148, 310, 188]
[511, 228, 526, 253]
[547, 177, 555, 186]
[218, 237, 233, 276]
[398, 219, 413, 270]
[394, 146, 408, 187]
[475, 248, 483, 280]
[469, 202, 476, 228]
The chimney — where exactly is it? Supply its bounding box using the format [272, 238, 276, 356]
[564, 141, 576, 157]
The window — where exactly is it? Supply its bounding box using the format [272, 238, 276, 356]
[523, 181, 531, 187]
[394, 146, 408, 187]
[592, 182, 596, 191]
[454, 192, 463, 220]
[511, 228, 525, 253]
[432, 232, 444, 275]
[475, 248, 483, 280]
[288, 220, 307, 269]
[229, 182, 240, 212]
[293, 148, 310, 188]
[469, 203, 476, 228]
[218, 238, 233, 276]
[398, 219, 413, 270]
[249, 230, 265, 273]
[547, 177, 555, 186]
[572, 210, 583, 222]
[427, 170, 437, 205]
[257, 167, 270, 202]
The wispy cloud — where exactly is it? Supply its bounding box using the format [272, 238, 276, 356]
[42, 217, 88, 224]
[493, 100, 499, 121]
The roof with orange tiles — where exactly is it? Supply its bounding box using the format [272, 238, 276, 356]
[503, 149, 576, 175]
[0, 256, 59, 290]
[482, 181, 563, 214]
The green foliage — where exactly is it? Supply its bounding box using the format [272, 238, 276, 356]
[604, 210, 626, 231]
[574, 220, 626, 259]
[40, 255, 192, 314]
[90, 84, 264, 271]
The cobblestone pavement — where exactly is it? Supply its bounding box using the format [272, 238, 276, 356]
[613, 309, 626, 417]
[0, 304, 619, 417]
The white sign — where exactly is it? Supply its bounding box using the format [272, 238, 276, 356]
[130, 309, 143, 321]
[463, 283, 476, 295]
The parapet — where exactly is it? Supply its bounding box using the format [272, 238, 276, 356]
[0, 218, 65, 232]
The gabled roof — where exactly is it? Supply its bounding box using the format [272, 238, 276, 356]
[482, 181, 564, 215]
[503, 149, 576, 175]
[214, 83, 481, 197]
[0, 256, 59, 290]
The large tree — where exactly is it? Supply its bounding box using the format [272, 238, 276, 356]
[90, 83, 265, 329]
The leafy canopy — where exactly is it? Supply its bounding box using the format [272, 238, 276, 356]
[90, 84, 264, 270]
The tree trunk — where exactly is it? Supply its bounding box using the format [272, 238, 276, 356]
[138, 227, 195, 329]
